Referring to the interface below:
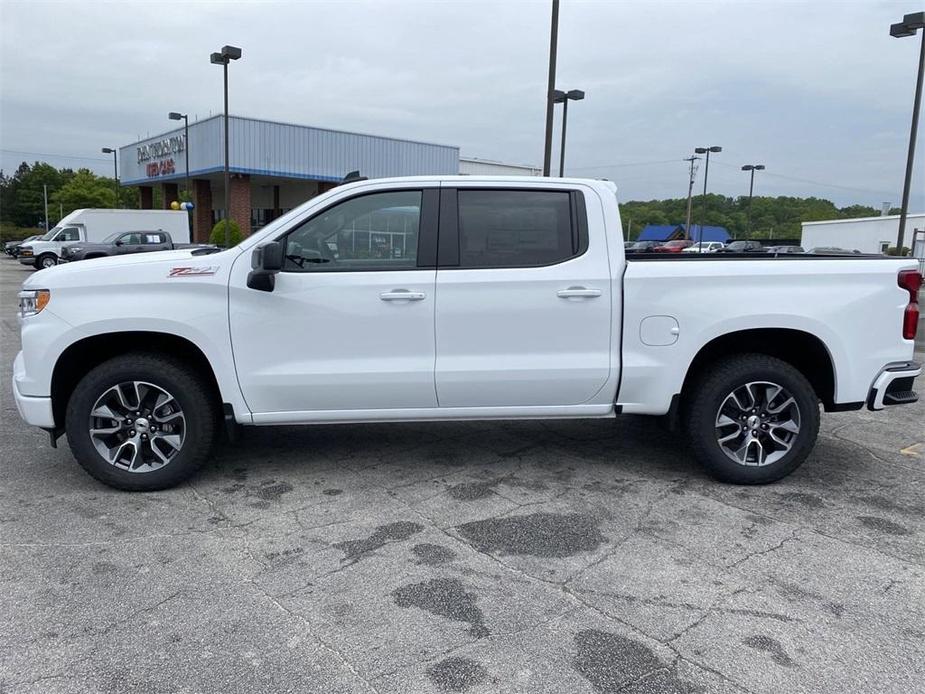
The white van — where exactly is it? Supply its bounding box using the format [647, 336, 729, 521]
[18, 209, 190, 269]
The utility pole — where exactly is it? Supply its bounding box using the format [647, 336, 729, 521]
[43, 184, 49, 230]
[683, 156, 700, 239]
[542, 0, 560, 176]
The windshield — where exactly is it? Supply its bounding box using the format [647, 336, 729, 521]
[40, 226, 61, 241]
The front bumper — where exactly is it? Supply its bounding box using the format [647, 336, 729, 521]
[12, 352, 55, 428]
[867, 361, 921, 411]
[18, 253, 34, 265]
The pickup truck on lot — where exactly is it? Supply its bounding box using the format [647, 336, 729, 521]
[59, 231, 210, 262]
[13, 176, 922, 491]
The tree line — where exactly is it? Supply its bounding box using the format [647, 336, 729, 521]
[0, 160, 900, 242]
[619, 194, 900, 240]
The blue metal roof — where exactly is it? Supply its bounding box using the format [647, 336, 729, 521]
[637, 224, 731, 242]
[684, 224, 731, 242]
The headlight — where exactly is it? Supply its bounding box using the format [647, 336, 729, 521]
[19, 289, 50, 318]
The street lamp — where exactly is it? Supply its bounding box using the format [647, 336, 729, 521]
[553, 89, 585, 177]
[168, 112, 190, 201]
[890, 11, 925, 253]
[211, 44, 242, 247]
[693, 146, 722, 251]
[741, 164, 765, 236]
[101, 147, 118, 208]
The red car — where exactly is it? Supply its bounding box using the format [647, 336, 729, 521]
[654, 239, 694, 253]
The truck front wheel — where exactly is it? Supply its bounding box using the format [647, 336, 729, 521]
[65, 353, 216, 491]
[35, 254, 57, 269]
[685, 354, 820, 484]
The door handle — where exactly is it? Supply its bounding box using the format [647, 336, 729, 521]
[557, 287, 602, 298]
[380, 290, 426, 301]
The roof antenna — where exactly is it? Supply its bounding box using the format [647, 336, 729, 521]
[340, 170, 368, 185]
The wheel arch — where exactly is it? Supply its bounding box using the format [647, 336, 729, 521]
[679, 328, 838, 411]
[51, 331, 225, 428]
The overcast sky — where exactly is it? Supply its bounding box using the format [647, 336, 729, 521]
[1, 0, 923, 209]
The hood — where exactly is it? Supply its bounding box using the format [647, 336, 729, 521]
[23, 246, 241, 289]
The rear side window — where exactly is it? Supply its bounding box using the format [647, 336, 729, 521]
[456, 190, 576, 268]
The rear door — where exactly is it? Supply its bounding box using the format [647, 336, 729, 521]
[434, 185, 613, 407]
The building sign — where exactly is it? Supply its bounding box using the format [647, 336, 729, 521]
[137, 135, 184, 177]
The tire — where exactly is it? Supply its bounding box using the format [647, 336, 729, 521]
[65, 353, 216, 491]
[685, 354, 820, 484]
[35, 254, 57, 269]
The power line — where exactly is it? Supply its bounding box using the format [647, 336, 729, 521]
[0, 148, 111, 163]
[709, 160, 897, 197]
[568, 158, 682, 171]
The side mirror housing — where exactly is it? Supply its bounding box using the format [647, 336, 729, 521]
[115, 240, 123, 246]
[247, 241, 284, 291]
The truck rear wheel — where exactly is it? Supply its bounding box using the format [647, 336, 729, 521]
[685, 354, 820, 484]
[65, 353, 216, 491]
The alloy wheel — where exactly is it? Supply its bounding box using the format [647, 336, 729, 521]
[714, 381, 801, 467]
[88, 381, 186, 473]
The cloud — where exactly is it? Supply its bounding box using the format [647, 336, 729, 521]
[1, 0, 921, 208]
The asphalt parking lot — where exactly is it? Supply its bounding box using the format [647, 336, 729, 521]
[1, 258, 923, 694]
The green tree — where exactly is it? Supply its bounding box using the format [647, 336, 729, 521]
[50, 169, 117, 217]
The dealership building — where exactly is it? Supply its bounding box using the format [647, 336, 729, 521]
[119, 115, 538, 242]
[801, 213, 925, 255]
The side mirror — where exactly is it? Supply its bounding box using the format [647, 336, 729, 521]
[247, 241, 284, 292]
[115, 240, 124, 246]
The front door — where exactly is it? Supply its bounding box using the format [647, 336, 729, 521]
[229, 188, 439, 416]
[434, 186, 613, 408]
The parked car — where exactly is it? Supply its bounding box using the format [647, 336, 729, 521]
[13, 176, 921, 491]
[682, 241, 725, 253]
[715, 240, 765, 253]
[60, 231, 211, 262]
[765, 245, 805, 254]
[653, 240, 695, 253]
[18, 209, 190, 270]
[806, 247, 863, 255]
[5, 235, 42, 258]
[624, 240, 660, 253]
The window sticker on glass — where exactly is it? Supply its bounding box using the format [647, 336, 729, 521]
[145, 234, 161, 244]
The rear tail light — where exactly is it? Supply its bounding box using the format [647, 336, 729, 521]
[898, 269, 922, 340]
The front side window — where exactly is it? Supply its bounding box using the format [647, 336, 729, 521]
[457, 190, 574, 268]
[57, 228, 80, 242]
[282, 190, 422, 272]
[121, 233, 143, 245]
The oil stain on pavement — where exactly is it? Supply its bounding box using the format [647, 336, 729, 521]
[456, 512, 606, 557]
[742, 634, 797, 667]
[573, 629, 691, 693]
[856, 516, 910, 536]
[333, 521, 424, 562]
[412, 543, 457, 566]
[393, 577, 489, 638]
[427, 656, 488, 692]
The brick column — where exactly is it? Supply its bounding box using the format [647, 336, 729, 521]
[162, 182, 179, 209]
[139, 186, 154, 209]
[229, 174, 252, 237]
[192, 179, 213, 243]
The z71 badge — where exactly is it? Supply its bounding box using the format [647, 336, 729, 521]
[168, 266, 219, 277]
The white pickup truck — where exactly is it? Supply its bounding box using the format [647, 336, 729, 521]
[13, 176, 922, 491]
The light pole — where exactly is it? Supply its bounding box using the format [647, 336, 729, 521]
[890, 12, 925, 254]
[211, 45, 242, 247]
[101, 147, 118, 207]
[683, 155, 700, 238]
[168, 112, 190, 199]
[741, 164, 765, 236]
[554, 89, 585, 177]
[542, 0, 560, 176]
[694, 146, 722, 251]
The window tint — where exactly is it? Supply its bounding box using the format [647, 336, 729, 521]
[283, 190, 421, 272]
[457, 190, 574, 268]
[57, 228, 80, 241]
